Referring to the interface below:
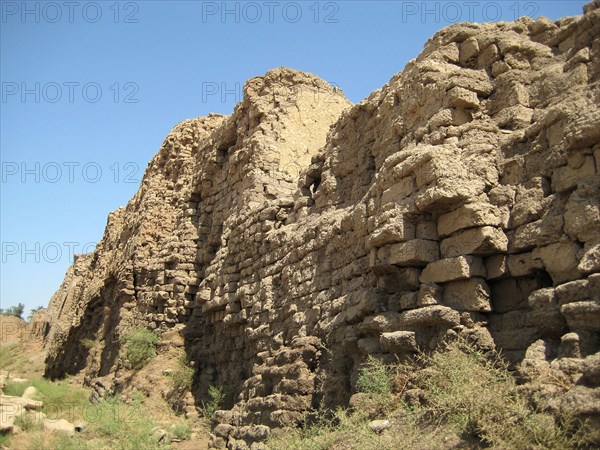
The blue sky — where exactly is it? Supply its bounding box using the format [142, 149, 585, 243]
[0, 0, 587, 317]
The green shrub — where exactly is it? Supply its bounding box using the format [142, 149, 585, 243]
[171, 420, 192, 440]
[356, 356, 392, 398]
[51, 433, 97, 450]
[3, 379, 28, 396]
[0, 433, 10, 447]
[14, 413, 40, 432]
[201, 385, 225, 421]
[130, 389, 145, 404]
[3, 377, 89, 422]
[120, 328, 160, 370]
[32, 378, 89, 421]
[86, 396, 169, 450]
[172, 354, 194, 391]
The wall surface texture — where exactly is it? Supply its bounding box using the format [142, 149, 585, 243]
[44, 4, 600, 447]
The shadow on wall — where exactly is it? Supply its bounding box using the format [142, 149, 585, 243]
[44, 276, 123, 380]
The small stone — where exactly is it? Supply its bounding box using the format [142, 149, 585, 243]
[43, 418, 75, 437]
[369, 419, 391, 433]
[22, 386, 39, 400]
[151, 427, 168, 442]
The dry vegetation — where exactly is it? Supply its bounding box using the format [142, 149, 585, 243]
[2, 329, 596, 450]
[267, 339, 593, 450]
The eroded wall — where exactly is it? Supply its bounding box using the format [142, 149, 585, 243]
[44, 5, 600, 447]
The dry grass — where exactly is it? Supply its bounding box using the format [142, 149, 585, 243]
[268, 339, 591, 450]
[0, 342, 28, 373]
[401, 340, 588, 449]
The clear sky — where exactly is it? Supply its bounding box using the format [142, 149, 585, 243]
[0, 0, 587, 317]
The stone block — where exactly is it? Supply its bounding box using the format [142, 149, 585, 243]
[538, 241, 582, 284]
[440, 226, 508, 257]
[561, 302, 600, 331]
[360, 312, 400, 333]
[367, 219, 416, 250]
[418, 283, 442, 306]
[459, 37, 480, 66]
[398, 305, 460, 329]
[420, 255, 485, 283]
[485, 254, 508, 279]
[376, 266, 421, 293]
[43, 418, 75, 437]
[399, 291, 419, 310]
[416, 221, 438, 240]
[446, 86, 479, 109]
[536, 212, 564, 247]
[437, 202, 502, 237]
[387, 240, 440, 267]
[414, 184, 476, 215]
[510, 178, 546, 228]
[580, 352, 600, 385]
[551, 157, 596, 193]
[512, 221, 540, 252]
[443, 278, 492, 312]
[345, 292, 378, 324]
[381, 177, 416, 205]
[489, 326, 540, 353]
[426, 109, 470, 132]
[528, 287, 557, 309]
[493, 105, 533, 129]
[529, 308, 567, 337]
[489, 80, 530, 115]
[492, 60, 510, 77]
[380, 331, 418, 353]
[477, 43, 499, 68]
[508, 252, 537, 277]
[555, 278, 596, 305]
[564, 182, 600, 243]
[558, 332, 581, 359]
[579, 241, 600, 274]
